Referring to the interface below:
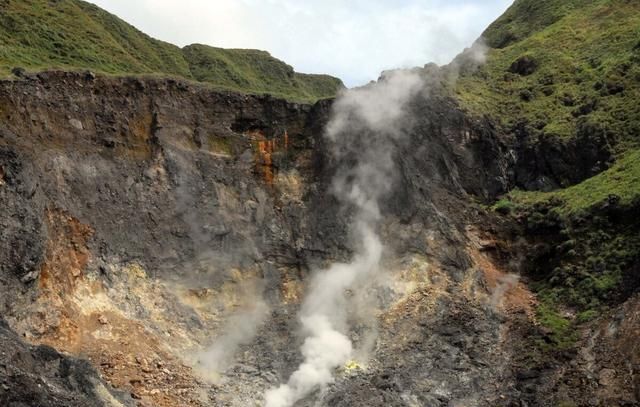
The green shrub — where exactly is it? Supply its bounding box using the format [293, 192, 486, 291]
[576, 309, 599, 324]
[493, 198, 516, 214]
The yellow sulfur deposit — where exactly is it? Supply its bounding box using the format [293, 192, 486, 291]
[343, 360, 364, 372]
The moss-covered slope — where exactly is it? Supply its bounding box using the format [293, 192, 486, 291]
[467, 0, 640, 353]
[0, 0, 343, 102]
[183, 44, 343, 101]
[457, 0, 640, 148]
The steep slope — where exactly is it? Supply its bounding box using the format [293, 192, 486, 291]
[0, 70, 514, 407]
[0, 318, 133, 406]
[457, 0, 640, 318]
[0, 0, 343, 101]
[458, 0, 640, 161]
[0, 0, 191, 77]
[183, 44, 343, 101]
[0, 0, 638, 406]
[451, 1, 640, 404]
[482, 0, 595, 48]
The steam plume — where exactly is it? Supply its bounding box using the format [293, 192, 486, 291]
[265, 70, 424, 407]
[194, 297, 269, 377]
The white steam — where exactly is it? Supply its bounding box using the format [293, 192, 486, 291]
[490, 273, 520, 310]
[265, 70, 424, 407]
[194, 298, 269, 377]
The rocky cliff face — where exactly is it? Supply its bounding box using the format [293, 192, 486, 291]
[0, 69, 637, 407]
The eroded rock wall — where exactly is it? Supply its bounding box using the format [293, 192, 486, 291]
[0, 71, 635, 407]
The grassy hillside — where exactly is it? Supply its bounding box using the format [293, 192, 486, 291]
[0, 0, 191, 77]
[183, 45, 343, 101]
[457, 0, 640, 148]
[493, 150, 640, 348]
[482, 0, 592, 48]
[0, 0, 343, 102]
[505, 149, 640, 214]
[468, 0, 640, 351]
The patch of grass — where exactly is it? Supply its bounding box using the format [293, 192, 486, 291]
[575, 309, 599, 323]
[492, 198, 517, 214]
[183, 44, 343, 103]
[456, 0, 640, 147]
[535, 298, 579, 351]
[0, 0, 190, 77]
[496, 150, 640, 324]
[482, 0, 592, 48]
[0, 0, 343, 102]
[206, 135, 233, 156]
[507, 149, 640, 214]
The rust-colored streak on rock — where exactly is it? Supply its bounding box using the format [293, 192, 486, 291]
[75, 311, 204, 407]
[38, 209, 93, 295]
[469, 247, 535, 317]
[466, 227, 536, 318]
[119, 111, 154, 160]
[256, 138, 276, 185]
[28, 211, 205, 406]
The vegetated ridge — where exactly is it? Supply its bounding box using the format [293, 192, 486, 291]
[0, 0, 344, 102]
[455, 0, 640, 376]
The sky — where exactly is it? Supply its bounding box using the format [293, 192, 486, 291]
[89, 0, 513, 87]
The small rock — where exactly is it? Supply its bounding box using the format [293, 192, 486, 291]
[237, 364, 258, 375]
[599, 368, 616, 387]
[516, 369, 541, 380]
[519, 89, 534, 102]
[604, 81, 624, 95]
[20, 270, 40, 284]
[561, 94, 576, 106]
[509, 55, 538, 76]
[69, 118, 83, 130]
[98, 315, 109, 325]
[11, 67, 26, 78]
[572, 99, 598, 117]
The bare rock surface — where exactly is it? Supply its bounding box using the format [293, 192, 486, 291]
[0, 71, 636, 406]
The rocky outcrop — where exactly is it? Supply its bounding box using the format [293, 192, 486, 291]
[508, 119, 614, 191]
[0, 70, 636, 406]
[0, 318, 133, 407]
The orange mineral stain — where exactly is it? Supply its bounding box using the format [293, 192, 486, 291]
[257, 139, 276, 185]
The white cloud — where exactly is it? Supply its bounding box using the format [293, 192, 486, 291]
[89, 0, 513, 86]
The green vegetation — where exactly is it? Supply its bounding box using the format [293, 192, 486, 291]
[482, 0, 593, 48]
[535, 299, 578, 351]
[506, 149, 640, 214]
[0, 0, 343, 102]
[457, 0, 640, 147]
[183, 45, 343, 101]
[493, 153, 640, 349]
[493, 198, 516, 215]
[474, 1, 640, 348]
[0, 0, 190, 77]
